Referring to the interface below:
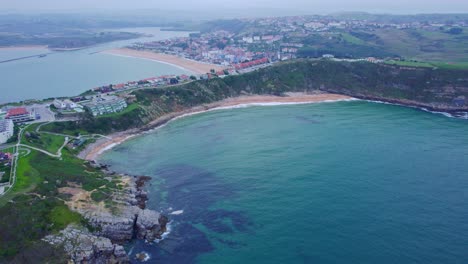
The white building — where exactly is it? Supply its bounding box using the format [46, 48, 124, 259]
[53, 99, 67, 109]
[82, 96, 128, 116]
[64, 99, 78, 109]
[54, 99, 80, 110]
[242, 37, 253, 43]
[0, 119, 14, 144]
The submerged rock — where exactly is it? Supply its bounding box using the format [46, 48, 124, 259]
[135, 252, 150, 262]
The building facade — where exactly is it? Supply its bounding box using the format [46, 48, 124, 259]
[5, 108, 35, 123]
[0, 119, 14, 144]
[82, 96, 128, 116]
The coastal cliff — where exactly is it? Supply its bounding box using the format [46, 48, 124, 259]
[44, 163, 168, 263]
[43, 59, 468, 136]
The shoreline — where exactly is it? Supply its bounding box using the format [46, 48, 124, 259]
[104, 48, 225, 74]
[80, 93, 355, 161]
[0, 45, 49, 51]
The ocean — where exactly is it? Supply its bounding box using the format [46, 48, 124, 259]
[0, 28, 191, 104]
[99, 100, 468, 264]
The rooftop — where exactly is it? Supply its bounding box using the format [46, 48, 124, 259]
[6, 107, 28, 117]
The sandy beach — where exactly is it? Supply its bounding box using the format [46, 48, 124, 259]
[104, 48, 225, 74]
[0, 45, 49, 51]
[80, 93, 354, 161]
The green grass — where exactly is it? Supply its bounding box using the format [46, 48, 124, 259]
[40, 122, 88, 137]
[372, 28, 468, 62]
[24, 133, 65, 154]
[0, 151, 40, 205]
[340, 32, 366, 45]
[48, 204, 83, 230]
[431, 62, 468, 70]
[21, 123, 66, 154]
[385, 60, 435, 68]
[1, 147, 15, 154]
[385, 60, 468, 70]
[91, 190, 109, 203]
[0, 148, 119, 260]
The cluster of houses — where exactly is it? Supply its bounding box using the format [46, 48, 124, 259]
[132, 30, 277, 67]
[0, 152, 12, 164]
[81, 95, 128, 117]
[53, 99, 84, 112]
[234, 58, 270, 70]
[0, 151, 12, 184]
[129, 13, 468, 68]
[93, 74, 192, 94]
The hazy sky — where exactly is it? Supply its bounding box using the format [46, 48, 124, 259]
[1, 0, 468, 14]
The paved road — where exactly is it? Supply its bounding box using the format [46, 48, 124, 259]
[27, 103, 56, 123]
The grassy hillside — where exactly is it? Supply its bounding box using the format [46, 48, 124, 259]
[42, 60, 468, 136]
[295, 28, 468, 64]
[0, 146, 121, 261]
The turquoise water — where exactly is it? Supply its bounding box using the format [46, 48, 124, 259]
[0, 28, 190, 104]
[99, 101, 468, 264]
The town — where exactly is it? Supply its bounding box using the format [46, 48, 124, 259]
[129, 15, 467, 66]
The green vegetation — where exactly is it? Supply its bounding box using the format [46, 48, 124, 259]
[295, 27, 468, 63]
[340, 32, 367, 45]
[385, 60, 436, 68]
[22, 126, 66, 154]
[367, 28, 468, 62]
[0, 147, 120, 261]
[48, 205, 83, 230]
[297, 32, 395, 59]
[91, 190, 110, 203]
[40, 59, 468, 137]
[385, 60, 468, 70]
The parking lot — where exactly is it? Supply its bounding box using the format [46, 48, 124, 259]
[27, 103, 56, 123]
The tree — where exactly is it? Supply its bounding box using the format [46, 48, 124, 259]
[190, 75, 197, 80]
[447, 27, 463, 35]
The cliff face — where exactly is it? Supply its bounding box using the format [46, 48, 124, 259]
[45, 170, 168, 263]
[44, 226, 130, 264]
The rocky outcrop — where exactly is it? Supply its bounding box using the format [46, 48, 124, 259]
[46, 168, 169, 263]
[44, 225, 130, 264]
[136, 209, 169, 241]
[85, 208, 139, 244]
[84, 206, 168, 244]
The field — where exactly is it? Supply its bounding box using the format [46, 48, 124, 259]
[21, 124, 67, 154]
[370, 28, 468, 62]
[385, 60, 468, 70]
